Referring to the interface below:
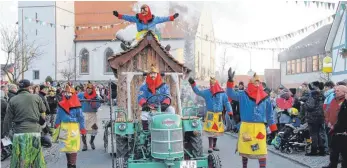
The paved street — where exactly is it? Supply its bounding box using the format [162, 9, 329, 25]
[2, 105, 310, 168]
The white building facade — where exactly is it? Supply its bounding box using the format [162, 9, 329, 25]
[18, 1, 75, 84]
[194, 4, 216, 80]
[325, 2, 347, 83]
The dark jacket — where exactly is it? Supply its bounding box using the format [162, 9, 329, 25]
[303, 90, 325, 124]
[7, 90, 17, 102]
[332, 99, 347, 133]
[299, 90, 310, 102]
[3, 89, 46, 134]
[47, 95, 58, 114]
[39, 92, 51, 114]
[1, 98, 7, 121]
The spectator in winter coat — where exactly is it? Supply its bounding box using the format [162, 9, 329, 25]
[47, 87, 58, 128]
[1, 90, 8, 137]
[7, 84, 18, 101]
[322, 85, 347, 168]
[303, 81, 326, 156]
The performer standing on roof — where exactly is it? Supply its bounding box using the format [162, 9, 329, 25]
[78, 82, 102, 151]
[226, 68, 277, 168]
[188, 76, 233, 153]
[113, 4, 179, 50]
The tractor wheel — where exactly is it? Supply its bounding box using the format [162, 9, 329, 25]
[115, 157, 128, 168]
[116, 135, 130, 158]
[185, 131, 203, 157]
[208, 153, 222, 168]
[103, 125, 109, 152]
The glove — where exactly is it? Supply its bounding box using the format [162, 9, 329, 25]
[188, 77, 195, 85]
[161, 104, 169, 111]
[173, 13, 179, 19]
[113, 10, 119, 17]
[228, 68, 235, 82]
[39, 116, 46, 126]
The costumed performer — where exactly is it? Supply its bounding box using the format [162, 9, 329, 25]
[78, 81, 101, 151]
[113, 4, 179, 50]
[137, 65, 175, 130]
[54, 84, 86, 168]
[188, 76, 233, 153]
[226, 68, 277, 168]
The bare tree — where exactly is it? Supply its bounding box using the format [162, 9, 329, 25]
[60, 68, 77, 81]
[319, 71, 330, 82]
[1, 25, 45, 83]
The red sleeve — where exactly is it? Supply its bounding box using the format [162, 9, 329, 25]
[169, 15, 174, 21]
[118, 14, 123, 19]
[54, 124, 60, 129]
[163, 98, 170, 105]
[227, 81, 234, 89]
[80, 128, 87, 135]
[139, 98, 146, 106]
[191, 82, 196, 87]
[269, 124, 278, 132]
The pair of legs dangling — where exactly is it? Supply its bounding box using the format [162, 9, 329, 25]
[207, 137, 219, 152]
[242, 157, 267, 168]
[82, 124, 98, 151]
[66, 153, 77, 168]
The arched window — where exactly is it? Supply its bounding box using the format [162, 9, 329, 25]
[104, 47, 114, 73]
[80, 48, 89, 74]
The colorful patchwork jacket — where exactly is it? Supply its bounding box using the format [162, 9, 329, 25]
[78, 92, 101, 113]
[117, 14, 174, 32]
[137, 83, 170, 106]
[226, 82, 277, 132]
[55, 95, 86, 134]
[191, 83, 232, 114]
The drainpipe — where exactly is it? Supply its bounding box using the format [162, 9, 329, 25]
[74, 35, 77, 81]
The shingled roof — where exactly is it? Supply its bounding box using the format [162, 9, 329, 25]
[108, 31, 191, 73]
[278, 24, 332, 62]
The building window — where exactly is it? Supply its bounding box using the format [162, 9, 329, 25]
[307, 56, 313, 72]
[296, 59, 301, 73]
[301, 58, 306, 73]
[286, 61, 291, 74]
[319, 55, 324, 70]
[291, 60, 296, 74]
[313, 55, 319, 71]
[33, 70, 39, 80]
[104, 47, 114, 73]
[80, 48, 89, 74]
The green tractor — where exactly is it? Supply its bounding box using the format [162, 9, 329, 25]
[112, 72, 222, 168]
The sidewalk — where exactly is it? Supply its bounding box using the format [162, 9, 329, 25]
[1, 143, 60, 168]
[225, 132, 334, 168]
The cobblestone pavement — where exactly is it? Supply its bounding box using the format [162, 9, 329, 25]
[225, 132, 340, 168]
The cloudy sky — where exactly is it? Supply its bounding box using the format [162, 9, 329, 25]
[0, 1, 336, 75]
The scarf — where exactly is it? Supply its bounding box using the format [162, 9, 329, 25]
[210, 81, 224, 96]
[58, 94, 81, 114]
[246, 83, 268, 105]
[84, 89, 97, 100]
[137, 4, 153, 24]
[146, 74, 163, 94]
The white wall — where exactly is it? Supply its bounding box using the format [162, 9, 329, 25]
[331, 10, 347, 82]
[75, 39, 184, 81]
[19, 1, 56, 84]
[194, 3, 215, 80]
[55, 1, 75, 81]
[280, 62, 321, 87]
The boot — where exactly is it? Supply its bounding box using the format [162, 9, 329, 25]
[306, 147, 319, 156]
[213, 138, 219, 151]
[208, 137, 213, 153]
[82, 135, 88, 151]
[90, 135, 96, 150]
[318, 147, 327, 156]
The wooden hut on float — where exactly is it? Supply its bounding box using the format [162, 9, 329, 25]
[108, 31, 191, 119]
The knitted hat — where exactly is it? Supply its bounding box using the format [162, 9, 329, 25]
[18, 79, 31, 88]
[40, 85, 48, 91]
[324, 81, 335, 88]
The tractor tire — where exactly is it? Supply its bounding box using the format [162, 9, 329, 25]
[116, 135, 129, 158]
[208, 153, 222, 168]
[185, 131, 203, 157]
[115, 157, 128, 168]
